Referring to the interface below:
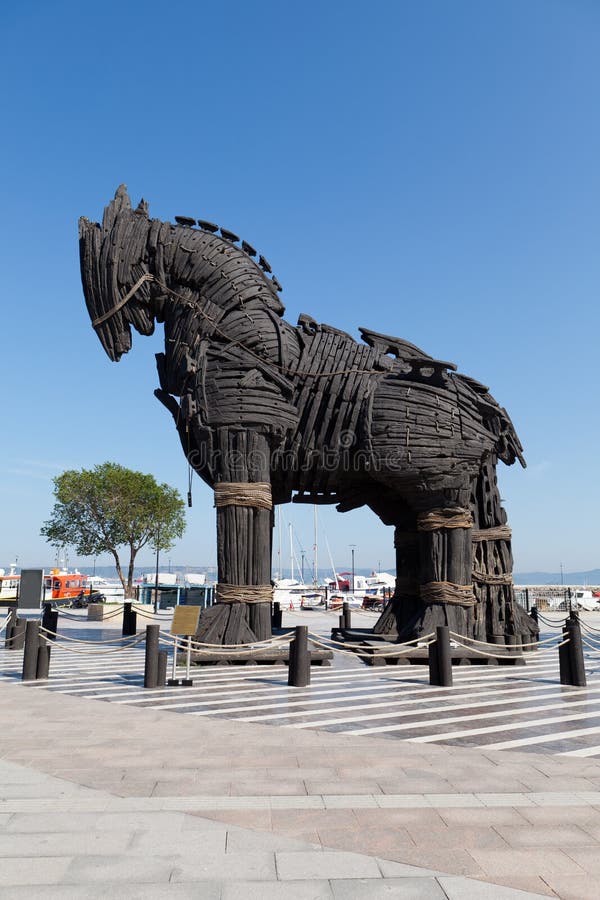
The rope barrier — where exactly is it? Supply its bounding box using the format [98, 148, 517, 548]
[319, 631, 435, 651]
[581, 637, 600, 652]
[447, 636, 526, 660]
[39, 626, 144, 646]
[448, 631, 559, 650]
[167, 631, 293, 651]
[161, 633, 294, 656]
[38, 633, 146, 655]
[308, 635, 436, 659]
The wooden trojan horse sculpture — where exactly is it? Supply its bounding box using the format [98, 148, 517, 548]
[79, 186, 537, 647]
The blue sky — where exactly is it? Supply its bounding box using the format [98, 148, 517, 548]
[1, 0, 598, 575]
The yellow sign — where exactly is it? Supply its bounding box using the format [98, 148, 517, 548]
[170, 606, 201, 636]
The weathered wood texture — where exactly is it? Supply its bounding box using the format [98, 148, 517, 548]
[80, 186, 530, 645]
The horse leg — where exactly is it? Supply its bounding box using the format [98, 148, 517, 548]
[197, 427, 273, 645]
[472, 455, 538, 648]
[374, 486, 477, 641]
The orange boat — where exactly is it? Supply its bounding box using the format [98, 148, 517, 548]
[43, 569, 90, 601]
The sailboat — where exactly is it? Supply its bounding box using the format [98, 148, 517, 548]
[272, 508, 326, 609]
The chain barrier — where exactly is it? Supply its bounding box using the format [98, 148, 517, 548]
[535, 612, 565, 627]
[132, 605, 173, 619]
[52, 605, 125, 621]
[52, 609, 91, 621]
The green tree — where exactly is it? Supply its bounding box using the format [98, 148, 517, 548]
[41, 462, 186, 598]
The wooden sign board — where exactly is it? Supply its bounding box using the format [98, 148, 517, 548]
[170, 606, 201, 636]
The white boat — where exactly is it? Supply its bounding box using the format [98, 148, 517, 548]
[178, 572, 206, 586]
[572, 589, 600, 611]
[273, 578, 326, 609]
[0, 563, 19, 601]
[87, 576, 125, 602]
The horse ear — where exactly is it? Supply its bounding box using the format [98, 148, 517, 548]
[102, 185, 132, 232]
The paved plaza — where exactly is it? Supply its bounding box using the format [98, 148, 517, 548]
[3, 607, 600, 897]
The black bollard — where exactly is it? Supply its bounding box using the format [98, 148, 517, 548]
[428, 625, 453, 687]
[560, 618, 586, 687]
[122, 602, 137, 637]
[22, 621, 40, 681]
[36, 643, 51, 679]
[10, 617, 26, 651]
[272, 601, 282, 630]
[157, 650, 167, 686]
[42, 604, 58, 642]
[343, 603, 352, 630]
[288, 625, 310, 687]
[144, 624, 160, 689]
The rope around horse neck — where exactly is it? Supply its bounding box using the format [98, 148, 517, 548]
[90, 274, 391, 381]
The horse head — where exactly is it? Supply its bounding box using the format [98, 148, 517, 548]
[80, 185, 286, 363]
[79, 185, 157, 361]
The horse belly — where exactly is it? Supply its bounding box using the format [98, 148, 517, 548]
[368, 376, 493, 482]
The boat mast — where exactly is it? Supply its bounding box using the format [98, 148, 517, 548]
[289, 522, 294, 581]
[313, 506, 318, 585]
[277, 507, 282, 580]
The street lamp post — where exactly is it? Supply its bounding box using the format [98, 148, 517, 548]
[154, 524, 161, 613]
[350, 545, 357, 593]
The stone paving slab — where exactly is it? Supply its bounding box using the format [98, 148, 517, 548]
[5, 669, 598, 897]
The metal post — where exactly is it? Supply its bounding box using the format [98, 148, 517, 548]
[144, 624, 160, 689]
[154, 525, 161, 614]
[181, 635, 193, 686]
[168, 639, 180, 686]
[525, 587, 530, 612]
[343, 602, 352, 630]
[428, 625, 453, 687]
[288, 625, 310, 687]
[22, 621, 40, 681]
[36, 642, 51, 679]
[157, 650, 167, 687]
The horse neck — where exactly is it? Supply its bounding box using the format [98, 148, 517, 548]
[154, 221, 283, 318]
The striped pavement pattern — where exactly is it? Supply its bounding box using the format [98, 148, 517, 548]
[4, 625, 600, 758]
